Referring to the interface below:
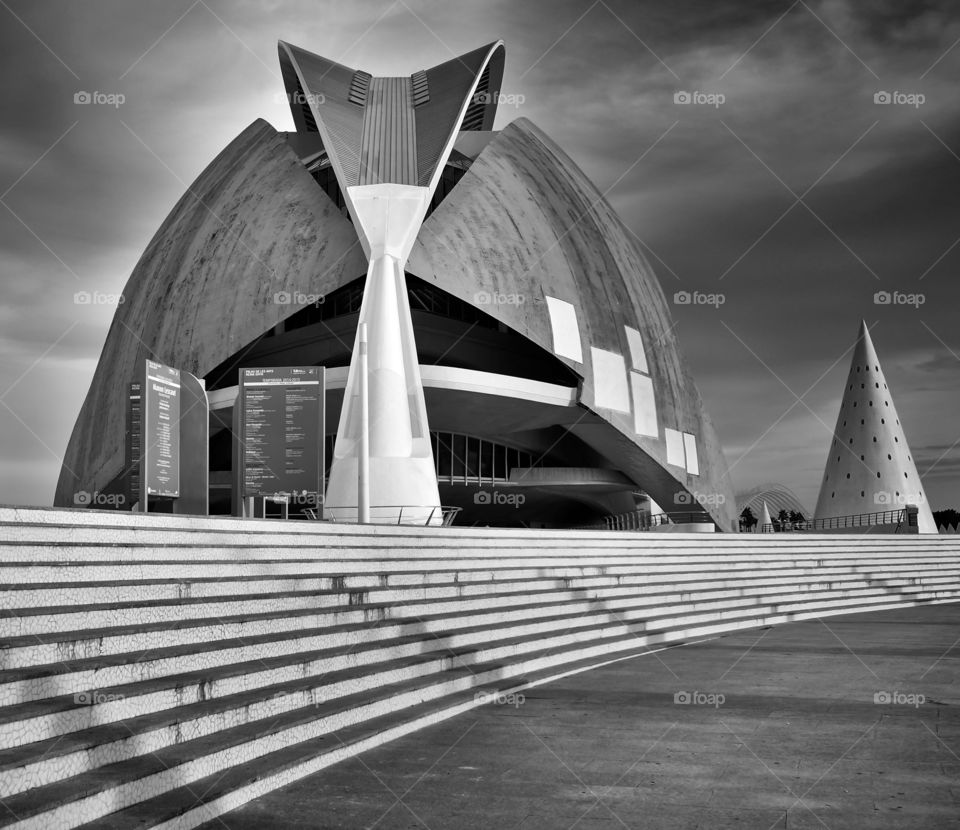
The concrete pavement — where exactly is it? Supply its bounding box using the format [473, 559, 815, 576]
[205, 602, 960, 829]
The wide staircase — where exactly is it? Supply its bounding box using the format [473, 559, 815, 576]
[0, 506, 957, 829]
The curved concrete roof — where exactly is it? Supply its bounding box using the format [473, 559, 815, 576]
[54, 120, 367, 504]
[56, 61, 735, 530]
[408, 118, 736, 528]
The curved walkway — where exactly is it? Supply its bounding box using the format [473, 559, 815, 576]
[204, 603, 960, 829]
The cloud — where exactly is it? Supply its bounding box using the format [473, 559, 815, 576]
[0, 0, 958, 508]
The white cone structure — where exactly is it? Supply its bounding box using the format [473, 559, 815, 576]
[814, 321, 936, 533]
[759, 500, 773, 533]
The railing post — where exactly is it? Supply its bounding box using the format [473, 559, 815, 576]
[357, 323, 370, 525]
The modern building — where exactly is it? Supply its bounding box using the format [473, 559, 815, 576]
[814, 321, 936, 533]
[55, 40, 737, 530]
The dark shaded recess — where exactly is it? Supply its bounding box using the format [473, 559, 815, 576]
[203, 275, 579, 392]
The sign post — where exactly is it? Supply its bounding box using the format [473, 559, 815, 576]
[126, 360, 208, 514]
[130, 361, 181, 512]
[238, 366, 325, 518]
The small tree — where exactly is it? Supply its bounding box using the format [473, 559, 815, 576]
[740, 506, 757, 532]
[933, 508, 960, 531]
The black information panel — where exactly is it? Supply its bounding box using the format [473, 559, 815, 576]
[126, 381, 142, 503]
[144, 360, 180, 497]
[240, 367, 324, 501]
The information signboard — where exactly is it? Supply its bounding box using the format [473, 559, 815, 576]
[144, 360, 180, 497]
[240, 366, 324, 505]
[126, 381, 142, 503]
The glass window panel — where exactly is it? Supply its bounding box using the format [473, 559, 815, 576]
[452, 434, 466, 479]
[480, 440, 494, 480]
[437, 433, 453, 478]
[465, 436, 479, 480]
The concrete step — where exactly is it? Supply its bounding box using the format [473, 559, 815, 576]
[5, 589, 958, 830]
[3, 510, 957, 552]
[5, 571, 956, 669]
[2, 575, 955, 707]
[0, 581, 954, 784]
[4, 566, 959, 637]
[1, 552, 958, 585]
[0, 508, 956, 828]
[1, 562, 956, 610]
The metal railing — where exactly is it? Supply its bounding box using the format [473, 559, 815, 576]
[754, 508, 908, 533]
[585, 509, 714, 531]
[308, 505, 462, 527]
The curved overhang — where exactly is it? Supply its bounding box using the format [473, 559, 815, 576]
[207, 365, 578, 431]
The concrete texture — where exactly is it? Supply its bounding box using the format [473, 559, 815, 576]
[207, 603, 960, 830]
[54, 119, 368, 505]
[2, 508, 959, 827]
[409, 118, 736, 529]
[58, 110, 737, 531]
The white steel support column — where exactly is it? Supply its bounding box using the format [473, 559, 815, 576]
[325, 184, 442, 525]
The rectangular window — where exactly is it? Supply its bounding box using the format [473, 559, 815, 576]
[437, 433, 453, 479]
[480, 440, 494, 481]
[452, 434, 466, 480]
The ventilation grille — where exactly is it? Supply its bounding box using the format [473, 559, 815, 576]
[348, 71, 372, 106]
[411, 70, 429, 107]
[460, 62, 491, 131]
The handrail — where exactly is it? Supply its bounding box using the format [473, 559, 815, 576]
[753, 507, 908, 533]
[309, 505, 462, 527]
[581, 509, 715, 531]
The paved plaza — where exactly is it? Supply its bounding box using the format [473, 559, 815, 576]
[210, 603, 960, 830]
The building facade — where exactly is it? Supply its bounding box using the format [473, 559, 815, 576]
[55, 40, 737, 530]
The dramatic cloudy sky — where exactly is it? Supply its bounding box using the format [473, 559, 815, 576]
[1, 0, 958, 512]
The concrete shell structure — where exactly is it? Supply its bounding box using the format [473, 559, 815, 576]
[55, 40, 736, 530]
[814, 321, 936, 533]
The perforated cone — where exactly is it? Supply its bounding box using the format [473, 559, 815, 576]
[814, 321, 936, 533]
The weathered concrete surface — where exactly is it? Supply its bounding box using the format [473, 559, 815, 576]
[208, 603, 960, 829]
[409, 119, 736, 529]
[54, 119, 367, 504]
[58, 115, 737, 530]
